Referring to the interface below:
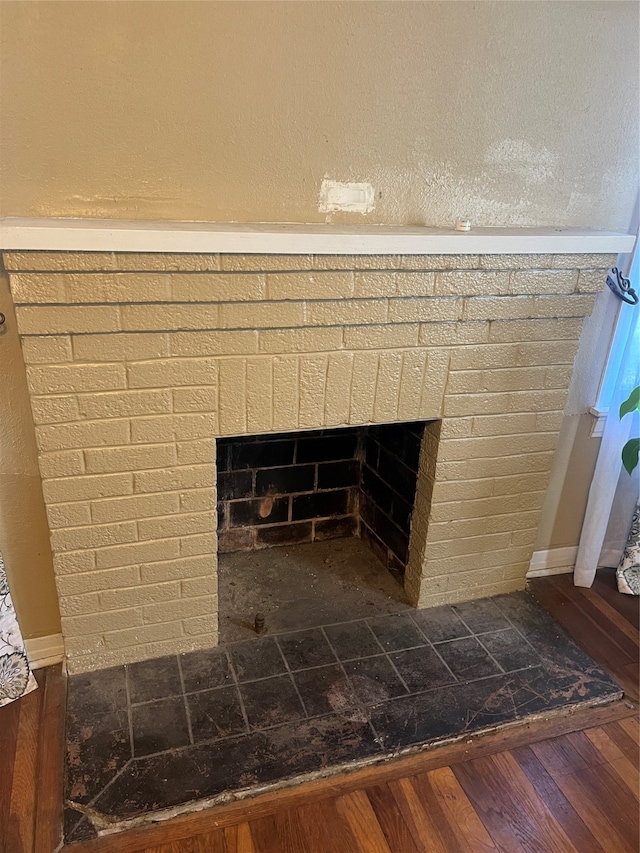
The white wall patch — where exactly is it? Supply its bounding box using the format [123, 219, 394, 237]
[485, 139, 556, 184]
[319, 179, 375, 214]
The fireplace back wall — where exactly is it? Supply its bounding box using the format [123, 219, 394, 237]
[217, 428, 361, 553]
[217, 421, 427, 585]
[5, 249, 614, 672]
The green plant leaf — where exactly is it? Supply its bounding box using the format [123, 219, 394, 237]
[621, 438, 640, 475]
[619, 385, 640, 419]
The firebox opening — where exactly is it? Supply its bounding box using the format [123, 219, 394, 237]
[216, 421, 430, 584]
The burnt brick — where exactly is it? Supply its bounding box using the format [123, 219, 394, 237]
[216, 442, 231, 472]
[217, 503, 227, 531]
[360, 523, 389, 569]
[362, 467, 393, 513]
[264, 431, 306, 442]
[390, 494, 412, 534]
[317, 460, 359, 490]
[369, 424, 406, 460]
[292, 490, 349, 521]
[359, 493, 376, 528]
[230, 440, 295, 470]
[314, 516, 358, 540]
[256, 522, 312, 547]
[296, 433, 358, 463]
[365, 436, 380, 470]
[218, 470, 253, 501]
[256, 465, 315, 497]
[388, 552, 406, 582]
[374, 509, 409, 563]
[218, 528, 254, 553]
[295, 428, 327, 442]
[229, 496, 289, 527]
[403, 432, 422, 472]
[407, 420, 427, 436]
[368, 422, 425, 472]
[378, 449, 416, 500]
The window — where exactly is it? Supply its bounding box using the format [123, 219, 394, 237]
[590, 240, 639, 436]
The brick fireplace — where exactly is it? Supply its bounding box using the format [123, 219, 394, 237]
[2, 240, 618, 673]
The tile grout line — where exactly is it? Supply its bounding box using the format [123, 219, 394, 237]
[441, 607, 508, 675]
[185, 645, 428, 686]
[445, 606, 506, 670]
[380, 652, 411, 694]
[471, 633, 507, 675]
[466, 597, 544, 670]
[365, 617, 415, 694]
[226, 647, 252, 734]
[491, 595, 549, 660]
[319, 625, 386, 751]
[455, 601, 544, 672]
[408, 614, 460, 684]
[366, 618, 401, 657]
[223, 607, 412, 645]
[176, 654, 195, 745]
[272, 635, 312, 719]
[84, 758, 134, 812]
[123, 664, 135, 758]
[85, 663, 549, 767]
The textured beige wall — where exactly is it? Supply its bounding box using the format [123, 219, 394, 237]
[535, 285, 619, 551]
[0, 1, 637, 229]
[5, 250, 612, 672]
[535, 413, 601, 550]
[0, 272, 61, 639]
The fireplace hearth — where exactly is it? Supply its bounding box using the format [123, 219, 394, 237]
[63, 589, 622, 843]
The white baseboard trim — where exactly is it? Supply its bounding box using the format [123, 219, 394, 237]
[527, 546, 577, 578]
[24, 633, 65, 669]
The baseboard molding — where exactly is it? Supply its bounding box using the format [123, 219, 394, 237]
[527, 546, 577, 578]
[24, 633, 65, 669]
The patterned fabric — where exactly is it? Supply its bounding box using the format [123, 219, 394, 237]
[617, 499, 640, 596]
[0, 552, 37, 706]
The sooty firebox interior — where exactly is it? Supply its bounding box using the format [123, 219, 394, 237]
[217, 421, 428, 581]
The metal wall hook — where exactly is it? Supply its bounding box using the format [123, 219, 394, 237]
[0, 312, 5, 327]
[606, 267, 639, 305]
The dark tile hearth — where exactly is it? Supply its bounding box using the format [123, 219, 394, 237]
[131, 696, 191, 756]
[64, 591, 623, 842]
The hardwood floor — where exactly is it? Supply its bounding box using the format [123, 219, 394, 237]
[1, 570, 637, 853]
[529, 569, 640, 704]
[0, 665, 65, 853]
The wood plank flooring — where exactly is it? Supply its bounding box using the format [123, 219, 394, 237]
[64, 715, 640, 853]
[0, 666, 65, 853]
[529, 569, 639, 704]
[1, 570, 637, 853]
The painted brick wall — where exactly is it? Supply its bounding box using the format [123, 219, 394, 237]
[3, 250, 613, 673]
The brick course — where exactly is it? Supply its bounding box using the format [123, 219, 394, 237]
[4, 251, 612, 672]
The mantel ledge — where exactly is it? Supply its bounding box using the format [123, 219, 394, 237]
[0, 217, 634, 256]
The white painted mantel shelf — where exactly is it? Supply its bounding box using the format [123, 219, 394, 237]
[0, 217, 634, 255]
